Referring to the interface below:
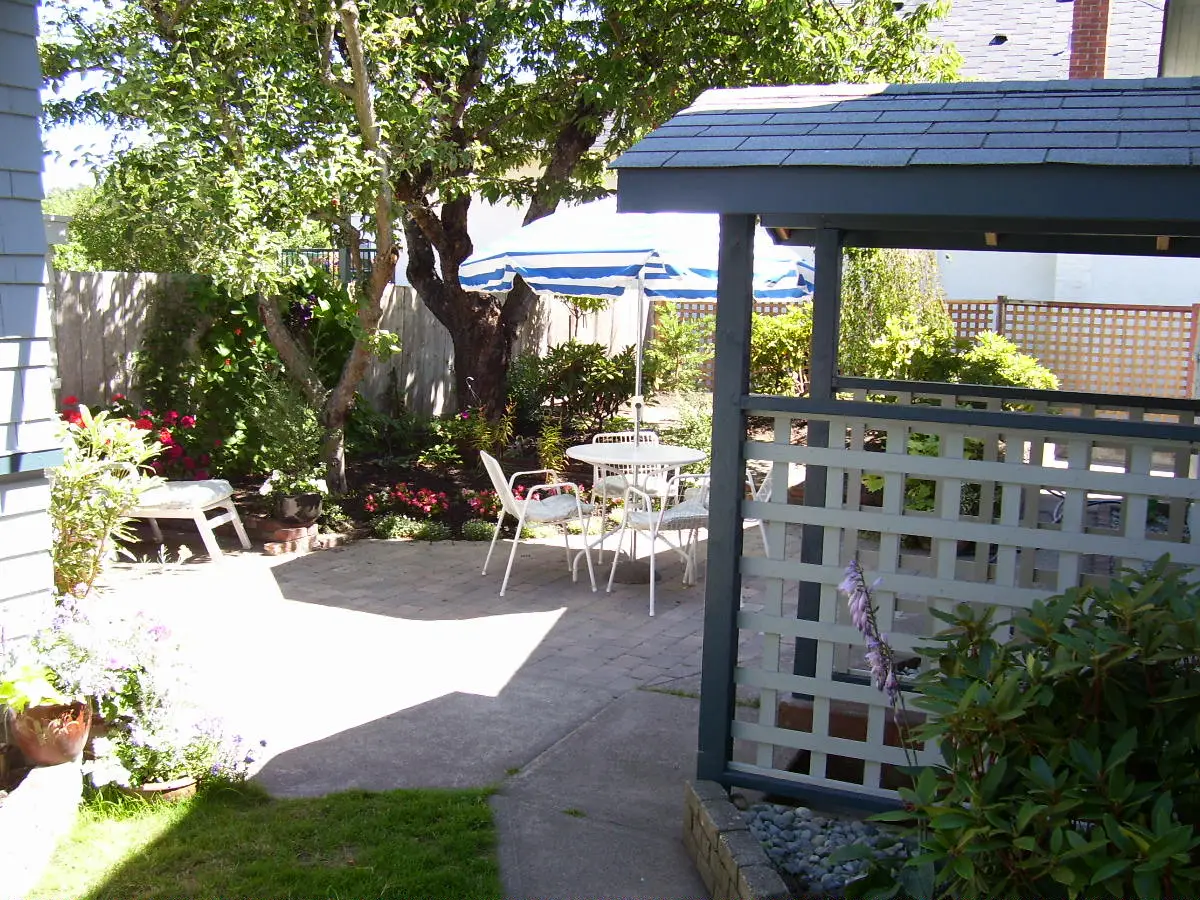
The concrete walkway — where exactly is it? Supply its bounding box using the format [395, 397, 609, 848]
[96, 528, 746, 899]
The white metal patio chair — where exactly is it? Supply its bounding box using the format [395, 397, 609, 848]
[587, 430, 675, 560]
[745, 468, 774, 557]
[480, 451, 597, 597]
[606, 472, 710, 616]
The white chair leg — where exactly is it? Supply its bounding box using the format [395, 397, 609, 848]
[224, 500, 252, 550]
[648, 529, 657, 617]
[759, 520, 770, 558]
[575, 505, 597, 592]
[499, 512, 528, 597]
[562, 524, 573, 575]
[606, 520, 630, 593]
[193, 510, 223, 560]
[482, 512, 505, 575]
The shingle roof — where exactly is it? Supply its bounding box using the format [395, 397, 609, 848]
[927, 0, 1163, 82]
[612, 80, 1200, 170]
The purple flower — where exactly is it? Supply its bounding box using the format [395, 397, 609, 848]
[839, 560, 901, 704]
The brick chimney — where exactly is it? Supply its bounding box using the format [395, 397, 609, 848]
[1069, 0, 1112, 79]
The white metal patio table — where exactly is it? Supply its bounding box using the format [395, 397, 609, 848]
[566, 442, 707, 583]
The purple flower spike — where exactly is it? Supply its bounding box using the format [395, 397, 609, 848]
[838, 559, 902, 704]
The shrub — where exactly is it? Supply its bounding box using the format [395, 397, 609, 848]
[749, 303, 812, 395]
[660, 405, 713, 474]
[50, 405, 162, 599]
[646, 300, 714, 393]
[371, 514, 450, 541]
[955, 330, 1060, 391]
[462, 519, 497, 541]
[886, 557, 1200, 900]
[523, 340, 640, 433]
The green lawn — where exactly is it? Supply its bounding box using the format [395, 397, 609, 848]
[32, 783, 503, 900]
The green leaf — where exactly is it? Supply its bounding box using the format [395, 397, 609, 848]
[1090, 859, 1131, 884]
[1133, 870, 1163, 900]
[1051, 865, 1078, 887]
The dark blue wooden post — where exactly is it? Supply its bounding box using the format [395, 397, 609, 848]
[794, 228, 843, 681]
[697, 214, 755, 783]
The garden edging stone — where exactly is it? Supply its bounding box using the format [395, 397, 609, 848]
[0, 760, 82, 900]
[684, 779, 789, 900]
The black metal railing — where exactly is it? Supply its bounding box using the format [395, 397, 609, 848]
[282, 247, 389, 283]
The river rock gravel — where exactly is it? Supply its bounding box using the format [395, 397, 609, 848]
[744, 802, 915, 895]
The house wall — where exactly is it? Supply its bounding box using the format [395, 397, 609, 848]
[0, 0, 60, 630]
[1162, 0, 1200, 76]
[938, 250, 1200, 306]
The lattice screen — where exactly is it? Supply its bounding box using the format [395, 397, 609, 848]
[733, 389, 1200, 800]
[947, 300, 1199, 399]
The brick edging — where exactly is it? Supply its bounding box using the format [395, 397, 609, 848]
[683, 780, 789, 900]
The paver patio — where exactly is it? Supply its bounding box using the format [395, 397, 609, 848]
[90, 524, 784, 898]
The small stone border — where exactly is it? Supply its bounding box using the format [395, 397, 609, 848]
[683, 780, 790, 900]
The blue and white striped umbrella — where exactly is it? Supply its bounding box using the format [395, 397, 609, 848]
[459, 197, 812, 439]
[458, 197, 813, 302]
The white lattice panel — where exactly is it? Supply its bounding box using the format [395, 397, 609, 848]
[731, 390, 1200, 799]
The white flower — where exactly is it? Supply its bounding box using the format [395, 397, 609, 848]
[258, 471, 281, 496]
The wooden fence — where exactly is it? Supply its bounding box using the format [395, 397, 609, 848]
[49, 272, 645, 416]
[948, 298, 1200, 399]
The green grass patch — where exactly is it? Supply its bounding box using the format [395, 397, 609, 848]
[32, 783, 502, 900]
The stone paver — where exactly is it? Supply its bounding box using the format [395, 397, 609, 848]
[94, 525, 774, 899]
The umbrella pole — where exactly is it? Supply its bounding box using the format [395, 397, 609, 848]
[634, 273, 644, 446]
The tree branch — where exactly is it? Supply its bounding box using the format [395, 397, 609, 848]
[525, 103, 604, 224]
[256, 293, 327, 406]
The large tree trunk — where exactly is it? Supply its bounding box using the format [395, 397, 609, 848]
[403, 206, 539, 417]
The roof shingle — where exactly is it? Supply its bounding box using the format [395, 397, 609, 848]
[613, 80, 1200, 171]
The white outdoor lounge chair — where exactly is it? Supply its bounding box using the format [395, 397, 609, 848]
[607, 472, 709, 616]
[129, 478, 251, 560]
[745, 468, 774, 557]
[480, 451, 597, 597]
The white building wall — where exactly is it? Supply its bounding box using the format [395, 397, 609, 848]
[1, 0, 60, 631]
[938, 251, 1200, 307]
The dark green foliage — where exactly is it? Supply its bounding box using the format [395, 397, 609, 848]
[508, 341, 640, 435]
[132, 273, 360, 480]
[885, 558, 1200, 900]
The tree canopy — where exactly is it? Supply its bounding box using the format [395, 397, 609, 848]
[41, 0, 960, 484]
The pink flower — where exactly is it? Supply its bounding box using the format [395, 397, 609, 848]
[194, 468, 210, 480]
[167, 445, 184, 460]
[213, 439, 223, 447]
[182, 456, 196, 469]
[164, 410, 180, 424]
[180, 415, 196, 429]
[461, 411, 470, 419]
[199, 453, 211, 465]
[139, 409, 153, 418]
[112, 393, 126, 401]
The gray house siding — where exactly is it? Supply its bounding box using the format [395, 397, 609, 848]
[1, 0, 60, 626]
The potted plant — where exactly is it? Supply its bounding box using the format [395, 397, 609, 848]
[0, 662, 92, 766]
[27, 600, 261, 797]
[258, 468, 328, 526]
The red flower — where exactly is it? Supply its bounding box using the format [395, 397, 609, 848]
[63, 409, 82, 425]
[151, 460, 165, 473]
[180, 415, 196, 428]
[194, 468, 210, 480]
[224, 359, 232, 367]
[234, 328, 242, 336]
[158, 428, 173, 444]
[63, 395, 79, 406]
[167, 445, 184, 460]
[134, 418, 153, 430]
[199, 453, 211, 465]
[164, 410, 179, 424]
[182, 456, 196, 469]
[213, 439, 223, 447]
[112, 393, 126, 401]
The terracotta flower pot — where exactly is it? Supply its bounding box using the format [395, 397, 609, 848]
[275, 493, 323, 526]
[10, 701, 93, 766]
[120, 775, 198, 803]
